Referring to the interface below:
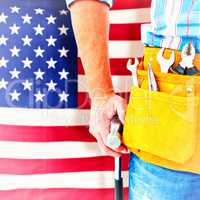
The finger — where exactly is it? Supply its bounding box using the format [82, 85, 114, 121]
[102, 102, 116, 120]
[116, 100, 127, 124]
[115, 144, 128, 153]
[97, 111, 113, 143]
[96, 133, 122, 157]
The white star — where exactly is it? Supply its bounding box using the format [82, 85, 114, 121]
[59, 9, 68, 15]
[34, 68, 45, 80]
[0, 35, 8, 46]
[9, 90, 21, 101]
[0, 57, 9, 68]
[46, 58, 57, 69]
[34, 8, 45, 15]
[10, 46, 20, 57]
[34, 91, 45, 102]
[46, 15, 56, 24]
[46, 80, 57, 91]
[0, 13, 8, 23]
[22, 57, 32, 69]
[0, 78, 8, 90]
[46, 35, 57, 47]
[21, 14, 32, 24]
[10, 6, 20, 14]
[58, 24, 69, 35]
[58, 47, 69, 58]
[9, 68, 21, 79]
[34, 24, 45, 35]
[22, 80, 32, 90]
[58, 68, 69, 80]
[9, 24, 20, 34]
[59, 91, 69, 102]
[21, 35, 32, 46]
[34, 46, 45, 57]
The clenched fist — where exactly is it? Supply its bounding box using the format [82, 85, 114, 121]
[89, 94, 128, 157]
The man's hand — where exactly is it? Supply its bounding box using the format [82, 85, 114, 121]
[89, 94, 128, 157]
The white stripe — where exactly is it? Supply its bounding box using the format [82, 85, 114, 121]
[164, 0, 182, 36]
[141, 23, 152, 43]
[0, 141, 104, 159]
[0, 107, 90, 126]
[78, 75, 132, 93]
[108, 41, 144, 58]
[109, 8, 150, 24]
[78, 41, 144, 58]
[0, 171, 128, 190]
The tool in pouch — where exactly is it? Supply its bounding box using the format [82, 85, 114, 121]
[157, 48, 175, 73]
[147, 59, 158, 91]
[106, 115, 124, 200]
[169, 42, 200, 75]
[126, 58, 139, 87]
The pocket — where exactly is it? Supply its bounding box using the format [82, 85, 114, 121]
[123, 86, 200, 164]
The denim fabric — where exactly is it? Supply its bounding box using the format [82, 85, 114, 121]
[129, 153, 200, 200]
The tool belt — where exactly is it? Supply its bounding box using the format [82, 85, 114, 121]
[123, 47, 200, 174]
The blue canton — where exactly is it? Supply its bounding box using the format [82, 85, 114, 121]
[0, 0, 77, 108]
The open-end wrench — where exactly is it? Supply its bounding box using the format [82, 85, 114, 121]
[157, 48, 175, 73]
[126, 58, 139, 87]
[106, 115, 123, 150]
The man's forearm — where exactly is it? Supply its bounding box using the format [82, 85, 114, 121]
[69, 0, 114, 99]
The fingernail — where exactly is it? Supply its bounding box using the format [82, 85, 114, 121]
[121, 150, 127, 154]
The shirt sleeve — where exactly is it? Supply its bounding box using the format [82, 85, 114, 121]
[66, 0, 113, 8]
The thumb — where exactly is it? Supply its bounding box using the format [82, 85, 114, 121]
[115, 99, 127, 124]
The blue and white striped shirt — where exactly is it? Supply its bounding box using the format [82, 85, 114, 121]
[66, 0, 200, 53]
[142, 0, 200, 53]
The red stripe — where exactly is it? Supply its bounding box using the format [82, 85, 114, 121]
[111, 0, 151, 10]
[78, 92, 91, 109]
[78, 58, 142, 75]
[110, 58, 131, 75]
[0, 125, 95, 142]
[117, 92, 130, 102]
[0, 155, 129, 174]
[0, 188, 129, 200]
[109, 24, 141, 41]
[78, 58, 84, 74]
[110, 58, 143, 75]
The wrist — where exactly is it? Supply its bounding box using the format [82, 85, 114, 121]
[90, 89, 115, 106]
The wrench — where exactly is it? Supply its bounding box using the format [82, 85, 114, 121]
[106, 116, 122, 149]
[157, 48, 175, 73]
[126, 58, 139, 87]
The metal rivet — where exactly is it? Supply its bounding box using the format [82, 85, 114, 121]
[186, 87, 193, 93]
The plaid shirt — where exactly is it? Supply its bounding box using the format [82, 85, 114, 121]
[66, 0, 200, 53]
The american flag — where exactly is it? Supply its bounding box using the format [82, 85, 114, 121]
[0, 0, 151, 199]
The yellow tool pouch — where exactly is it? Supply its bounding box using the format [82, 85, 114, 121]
[123, 70, 200, 164]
